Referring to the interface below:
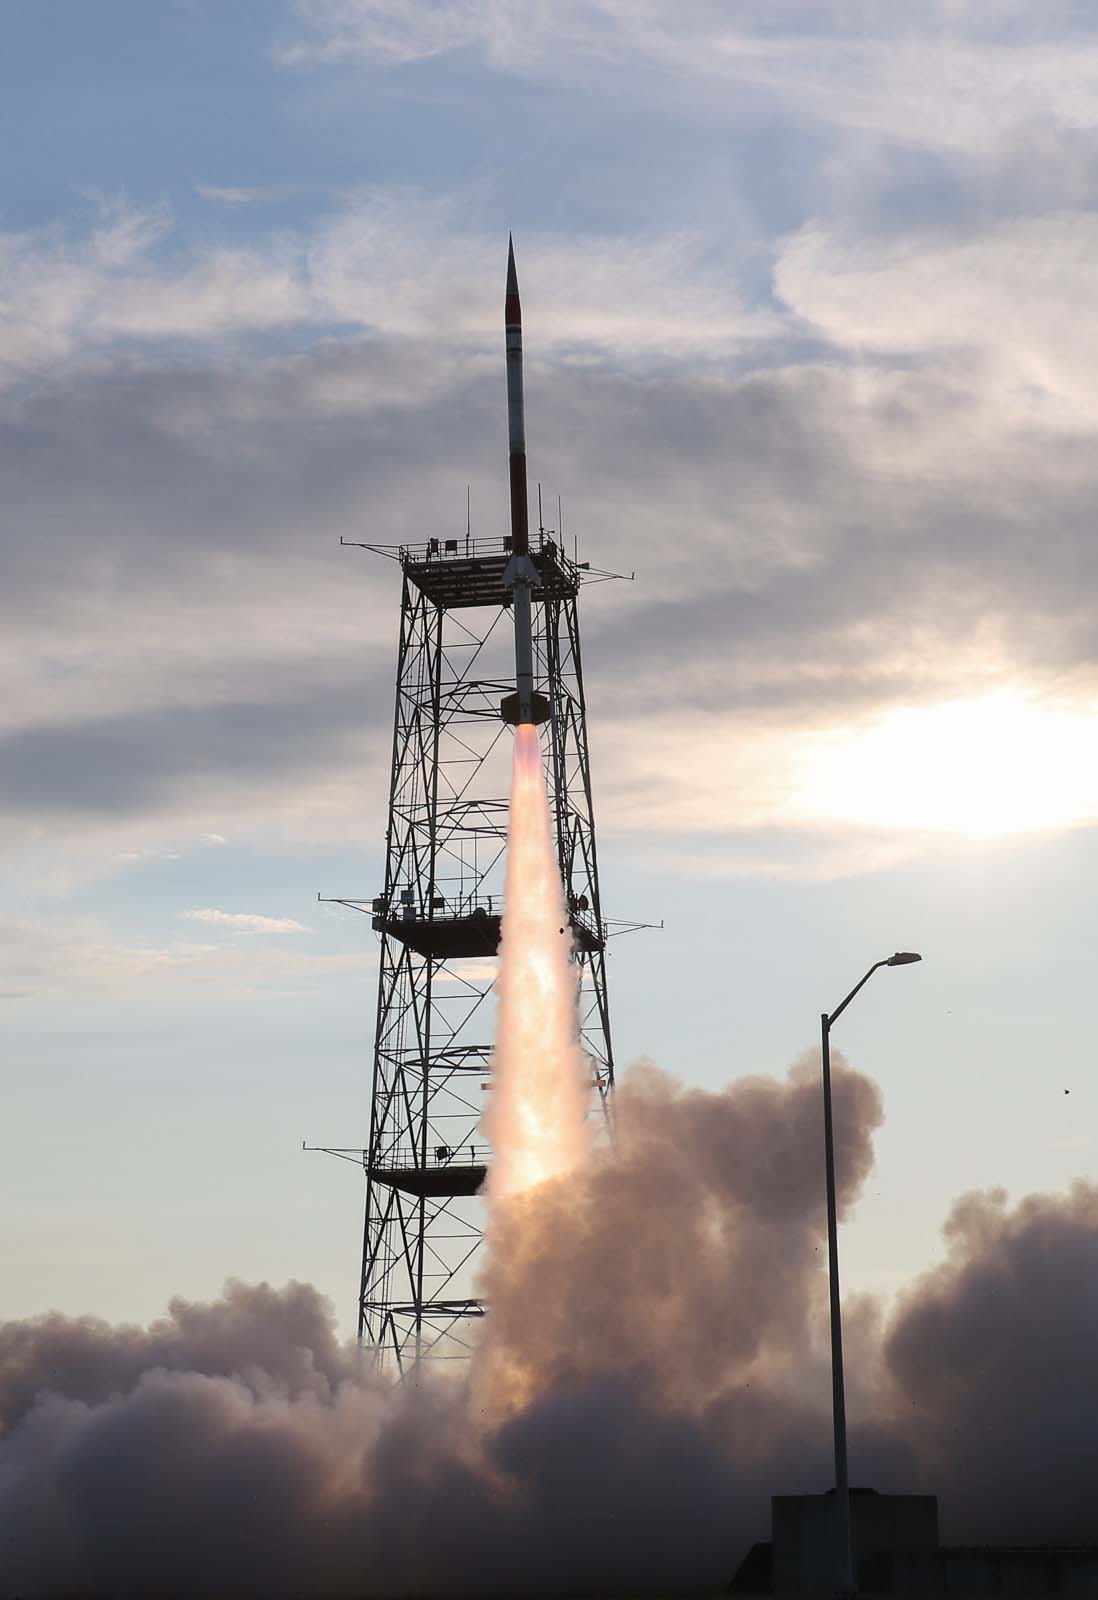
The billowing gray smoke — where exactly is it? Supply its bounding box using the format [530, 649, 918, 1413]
[884, 1181, 1098, 1545]
[1, 1057, 1095, 1597]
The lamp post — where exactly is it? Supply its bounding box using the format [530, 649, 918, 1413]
[821, 950, 921, 1595]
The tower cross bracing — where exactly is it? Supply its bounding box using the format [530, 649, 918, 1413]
[338, 530, 614, 1373]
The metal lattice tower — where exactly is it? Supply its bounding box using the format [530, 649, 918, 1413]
[322, 527, 615, 1373]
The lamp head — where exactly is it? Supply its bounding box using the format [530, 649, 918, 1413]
[886, 951, 922, 966]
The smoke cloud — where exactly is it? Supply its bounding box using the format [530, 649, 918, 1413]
[2, 1060, 1096, 1596]
[883, 1180, 1098, 1546]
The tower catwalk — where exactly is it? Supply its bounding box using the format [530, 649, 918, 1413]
[333, 245, 616, 1373]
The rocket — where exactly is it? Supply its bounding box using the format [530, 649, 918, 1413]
[500, 237, 551, 728]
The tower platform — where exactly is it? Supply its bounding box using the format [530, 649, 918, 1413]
[368, 1145, 489, 1199]
[372, 904, 605, 958]
[402, 535, 580, 608]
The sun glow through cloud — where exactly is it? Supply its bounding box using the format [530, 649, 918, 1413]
[802, 693, 1098, 836]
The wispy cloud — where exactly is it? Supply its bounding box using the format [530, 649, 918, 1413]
[277, 0, 1098, 164]
[0, 915, 369, 1000]
[0, 187, 771, 392]
[776, 213, 1098, 419]
[276, 0, 532, 64]
[184, 909, 309, 934]
[191, 180, 299, 207]
[0, 197, 311, 385]
[82, 190, 172, 267]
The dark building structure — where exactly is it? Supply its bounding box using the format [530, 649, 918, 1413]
[730, 1488, 1098, 1595]
[772, 1489, 939, 1596]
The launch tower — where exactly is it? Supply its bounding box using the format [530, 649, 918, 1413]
[324, 246, 618, 1373]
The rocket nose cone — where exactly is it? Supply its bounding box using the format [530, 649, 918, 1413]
[506, 235, 520, 310]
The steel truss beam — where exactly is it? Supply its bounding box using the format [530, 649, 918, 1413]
[352, 535, 614, 1374]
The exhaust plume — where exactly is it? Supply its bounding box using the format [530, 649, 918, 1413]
[2, 1061, 1097, 1595]
[883, 1180, 1098, 1545]
[481, 723, 590, 1200]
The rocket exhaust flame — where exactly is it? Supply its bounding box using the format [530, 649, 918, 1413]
[483, 724, 590, 1200]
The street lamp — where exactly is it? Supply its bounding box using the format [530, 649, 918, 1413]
[821, 951, 921, 1594]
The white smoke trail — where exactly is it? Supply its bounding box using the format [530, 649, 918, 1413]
[483, 724, 591, 1199]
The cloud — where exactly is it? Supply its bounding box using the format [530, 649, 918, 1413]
[191, 181, 300, 207]
[276, 0, 566, 65]
[277, 0, 1098, 166]
[0, 691, 377, 826]
[884, 1180, 1098, 1543]
[776, 212, 1098, 420]
[0, 1278, 350, 1423]
[6, 11, 1098, 888]
[0, 186, 770, 395]
[83, 190, 173, 268]
[184, 909, 310, 934]
[193, 181, 264, 206]
[0, 198, 313, 386]
[0, 1058, 884, 1596]
[4, 319, 1098, 885]
[479, 1054, 883, 1411]
[1, 1059, 1096, 1591]
[0, 915, 369, 1001]
[307, 192, 772, 356]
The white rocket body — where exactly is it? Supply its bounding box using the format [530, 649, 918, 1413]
[500, 238, 547, 729]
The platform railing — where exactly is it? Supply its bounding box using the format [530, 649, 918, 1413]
[369, 1142, 492, 1171]
[399, 531, 569, 566]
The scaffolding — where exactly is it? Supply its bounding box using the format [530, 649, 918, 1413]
[315, 527, 616, 1373]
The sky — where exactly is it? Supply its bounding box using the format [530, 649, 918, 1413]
[4, 0, 1098, 1337]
